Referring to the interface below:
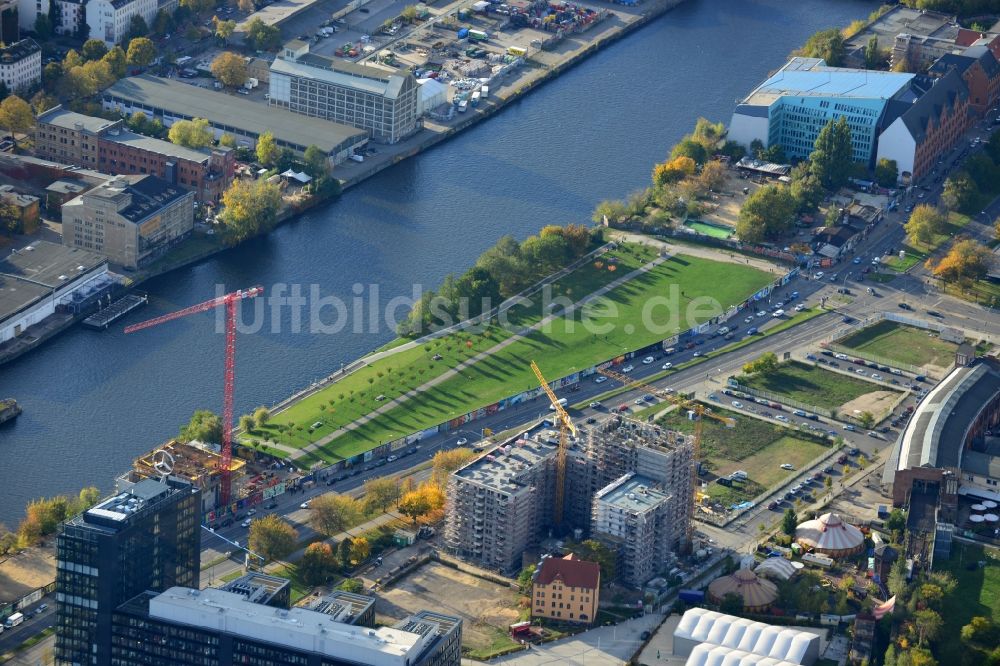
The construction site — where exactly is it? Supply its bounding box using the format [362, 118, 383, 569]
[443, 414, 694, 584]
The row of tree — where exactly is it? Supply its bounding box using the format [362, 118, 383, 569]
[397, 224, 597, 336]
[0, 487, 101, 555]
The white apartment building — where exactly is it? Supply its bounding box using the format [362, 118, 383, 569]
[86, 0, 157, 46]
[0, 38, 40, 92]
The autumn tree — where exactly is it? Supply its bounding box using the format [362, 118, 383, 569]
[942, 172, 977, 213]
[103, 46, 127, 78]
[309, 494, 362, 538]
[591, 199, 628, 225]
[168, 117, 214, 148]
[82, 39, 109, 61]
[736, 184, 796, 242]
[126, 37, 157, 68]
[238, 0, 255, 12]
[0, 96, 33, 144]
[253, 406, 270, 428]
[398, 481, 444, 524]
[245, 17, 281, 51]
[799, 28, 845, 66]
[248, 514, 298, 562]
[904, 204, 945, 246]
[211, 51, 247, 87]
[875, 158, 898, 188]
[961, 616, 999, 647]
[219, 133, 237, 148]
[670, 138, 708, 165]
[239, 414, 255, 433]
[930, 239, 993, 283]
[179, 409, 223, 443]
[219, 178, 282, 243]
[697, 159, 727, 192]
[363, 477, 401, 513]
[743, 351, 779, 376]
[652, 156, 696, 186]
[255, 130, 279, 166]
[432, 448, 475, 478]
[214, 17, 237, 44]
[298, 542, 337, 585]
[348, 536, 370, 565]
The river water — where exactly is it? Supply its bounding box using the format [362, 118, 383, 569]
[0, 0, 877, 527]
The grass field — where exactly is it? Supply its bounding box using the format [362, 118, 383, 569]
[686, 220, 734, 238]
[298, 254, 773, 462]
[935, 543, 1000, 665]
[838, 320, 960, 369]
[655, 404, 831, 504]
[243, 244, 661, 455]
[738, 360, 897, 411]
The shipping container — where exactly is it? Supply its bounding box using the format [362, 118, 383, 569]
[457, 27, 469, 39]
[678, 589, 705, 604]
[507, 45, 527, 56]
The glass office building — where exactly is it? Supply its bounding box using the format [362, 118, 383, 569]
[55, 478, 200, 666]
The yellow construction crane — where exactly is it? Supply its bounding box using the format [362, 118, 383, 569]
[596, 366, 735, 543]
[530, 360, 577, 527]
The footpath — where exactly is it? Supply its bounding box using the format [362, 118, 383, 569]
[290, 254, 669, 461]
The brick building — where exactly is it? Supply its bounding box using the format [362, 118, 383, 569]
[531, 554, 600, 624]
[929, 45, 1000, 116]
[34, 106, 234, 204]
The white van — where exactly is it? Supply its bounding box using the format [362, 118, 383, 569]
[730, 470, 748, 481]
[549, 398, 568, 411]
[5, 612, 24, 628]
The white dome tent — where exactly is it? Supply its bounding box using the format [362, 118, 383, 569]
[795, 512, 865, 558]
[754, 557, 798, 581]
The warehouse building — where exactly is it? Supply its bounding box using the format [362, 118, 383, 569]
[62, 174, 195, 269]
[270, 40, 419, 144]
[729, 56, 916, 164]
[34, 106, 235, 204]
[103, 75, 368, 163]
[673, 608, 821, 665]
[0, 240, 109, 344]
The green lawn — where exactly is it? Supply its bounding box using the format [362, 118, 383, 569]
[934, 543, 1000, 665]
[941, 277, 1000, 309]
[316, 255, 773, 460]
[244, 244, 660, 455]
[838, 320, 960, 369]
[654, 404, 831, 503]
[737, 360, 897, 411]
[883, 211, 972, 273]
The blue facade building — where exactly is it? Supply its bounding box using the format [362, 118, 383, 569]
[729, 57, 917, 165]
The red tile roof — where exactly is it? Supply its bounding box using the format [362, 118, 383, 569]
[535, 554, 600, 590]
[956, 28, 985, 48]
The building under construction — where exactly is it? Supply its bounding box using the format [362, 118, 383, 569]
[118, 440, 248, 514]
[444, 415, 694, 581]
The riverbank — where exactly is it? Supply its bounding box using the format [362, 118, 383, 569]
[127, 0, 687, 285]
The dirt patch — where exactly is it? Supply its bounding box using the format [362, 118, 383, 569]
[840, 390, 900, 422]
[699, 171, 762, 230]
[0, 547, 56, 603]
[375, 560, 521, 651]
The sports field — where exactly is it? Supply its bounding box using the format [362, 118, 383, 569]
[262, 251, 774, 464]
[655, 404, 831, 504]
[738, 360, 900, 411]
[838, 320, 960, 370]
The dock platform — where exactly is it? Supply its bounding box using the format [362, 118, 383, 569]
[82, 293, 148, 330]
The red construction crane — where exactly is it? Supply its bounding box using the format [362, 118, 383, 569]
[125, 286, 264, 504]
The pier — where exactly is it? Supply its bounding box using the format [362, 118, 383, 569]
[82, 294, 149, 330]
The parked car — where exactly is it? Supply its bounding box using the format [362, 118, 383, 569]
[642, 356, 655, 365]
[589, 401, 602, 408]
[456, 437, 468, 446]
[662, 362, 673, 370]
[300, 501, 311, 509]
[621, 365, 634, 373]
[594, 375, 608, 384]
[780, 463, 795, 470]
[241, 518, 252, 528]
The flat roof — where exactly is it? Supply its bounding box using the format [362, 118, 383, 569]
[275, 52, 408, 99]
[742, 57, 914, 107]
[595, 473, 671, 513]
[149, 587, 431, 666]
[107, 129, 214, 164]
[0, 239, 105, 290]
[452, 432, 557, 493]
[103, 75, 366, 153]
[36, 105, 120, 134]
[73, 478, 191, 532]
[305, 590, 374, 623]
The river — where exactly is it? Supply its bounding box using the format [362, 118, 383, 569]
[0, 0, 877, 527]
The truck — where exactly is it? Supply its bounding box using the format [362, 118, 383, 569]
[507, 45, 527, 57]
[349, 153, 364, 163]
[471, 90, 481, 106]
[468, 29, 488, 42]
[4, 612, 24, 628]
[457, 100, 468, 112]
[480, 85, 489, 98]
[244, 77, 259, 90]
[678, 589, 705, 604]
[548, 397, 568, 411]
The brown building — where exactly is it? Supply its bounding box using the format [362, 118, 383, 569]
[62, 174, 195, 269]
[929, 45, 1000, 115]
[34, 106, 234, 204]
[0, 184, 39, 233]
[531, 554, 600, 624]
